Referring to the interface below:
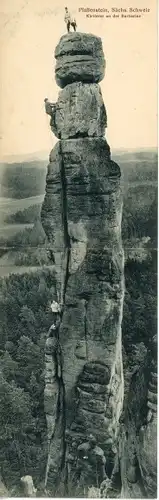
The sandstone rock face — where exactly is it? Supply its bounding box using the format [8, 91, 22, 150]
[137, 418, 157, 498]
[41, 32, 124, 495]
[136, 335, 157, 498]
[55, 33, 105, 88]
[43, 322, 65, 490]
[41, 142, 64, 263]
[119, 337, 157, 499]
[51, 83, 107, 139]
[0, 479, 9, 498]
[119, 425, 144, 499]
[41, 142, 68, 300]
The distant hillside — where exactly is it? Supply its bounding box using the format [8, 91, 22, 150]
[0, 161, 47, 199]
[5, 204, 41, 224]
[0, 196, 44, 226]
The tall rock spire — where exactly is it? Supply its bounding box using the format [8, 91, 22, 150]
[41, 32, 124, 495]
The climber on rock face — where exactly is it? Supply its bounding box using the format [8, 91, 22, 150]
[64, 7, 77, 32]
[50, 300, 61, 314]
[49, 300, 61, 331]
[77, 434, 107, 487]
[44, 98, 56, 117]
[20, 476, 37, 498]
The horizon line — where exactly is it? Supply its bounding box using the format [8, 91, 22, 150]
[0, 146, 158, 164]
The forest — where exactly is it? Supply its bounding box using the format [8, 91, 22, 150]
[0, 162, 46, 199]
[0, 150, 157, 494]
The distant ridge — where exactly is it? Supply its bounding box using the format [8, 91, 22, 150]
[0, 146, 157, 165]
[0, 150, 50, 164]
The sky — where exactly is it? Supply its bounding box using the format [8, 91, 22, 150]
[0, 0, 157, 161]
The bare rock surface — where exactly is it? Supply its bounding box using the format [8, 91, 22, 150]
[0, 479, 9, 498]
[41, 29, 158, 499]
[137, 418, 157, 498]
[51, 82, 107, 139]
[55, 33, 105, 88]
[41, 31, 125, 495]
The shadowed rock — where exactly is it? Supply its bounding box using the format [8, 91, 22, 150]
[137, 418, 157, 498]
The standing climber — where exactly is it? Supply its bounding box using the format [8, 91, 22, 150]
[64, 7, 77, 32]
[71, 18, 77, 31]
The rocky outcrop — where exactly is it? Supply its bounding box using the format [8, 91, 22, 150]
[119, 334, 157, 499]
[136, 335, 157, 498]
[43, 317, 65, 491]
[41, 32, 124, 495]
[55, 33, 105, 88]
[0, 478, 9, 498]
[51, 83, 107, 139]
[137, 419, 157, 498]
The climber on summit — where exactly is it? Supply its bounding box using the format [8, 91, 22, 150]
[64, 7, 77, 32]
